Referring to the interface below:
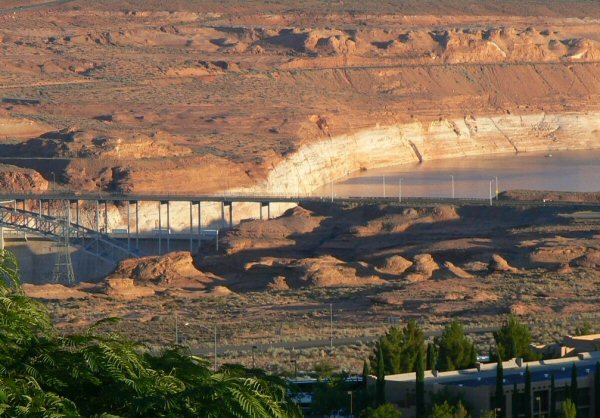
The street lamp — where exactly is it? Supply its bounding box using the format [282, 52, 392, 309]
[329, 303, 333, 349]
[495, 176, 499, 199]
[535, 396, 541, 418]
[252, 345, 257, 369]
[398, 178, 402, 203]
[450, 175, 455, 199]
[50, 171, 56, 192]
[174, 313, 218, 372]
[489, 180, 493, 206]
[383, 175, 386, 198]
[330, 179, 334, 203]
[291, 359, 298, 378]
[347, 390, 353, 416]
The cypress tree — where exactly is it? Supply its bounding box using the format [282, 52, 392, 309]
[362, 359, 370, 389]
[376, 343, 386, 406]
[512, 383, 519, 418]
[595, 362, 600, 418]
[571, 363, 578, 415]
[416, 348, 426, 418]
[525, 366, 532, 418]
[426, 342, 438, 371]
[361, 359, 372, 410]
[495, 356, 505, 418]
[550, 373, 556, 418]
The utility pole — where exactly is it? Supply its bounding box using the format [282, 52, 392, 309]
[175, 312, 178, 344]
[330, 180, 334, 203]
[329, 303, 333, 349]
[398, 178, 402, 203]
[495, 176, 499, 199]
[214, 324, 218, 372]
[347, 391, 353, 416]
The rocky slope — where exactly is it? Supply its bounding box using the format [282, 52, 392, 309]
[3, 1, 600, 227]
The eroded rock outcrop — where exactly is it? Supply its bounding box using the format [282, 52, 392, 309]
[489, 254, 519, 273]
[375, 255, 413, 276]
[109, 251, 223, 290]
[405, 253, 439, 282]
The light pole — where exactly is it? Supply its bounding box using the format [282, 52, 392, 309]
[451, 174, 455, 199]
[398, 178, 402, 203]
[50, 171, 56, 192]
[213, 324, 218, 372]
[495, 175, 499, 199]
[329, 303, 333, 349]
[489, 180, 493, 206]
[252, 345, 257, 369]
[383, 175, 386, 198]
[330, 179, 334, 203]
[535, 396, 541, 418]
[291, 359, 298, 378]
[174, 313, 218, 372]
[347, 390, 353, 416]
[175, 312, 179, 344]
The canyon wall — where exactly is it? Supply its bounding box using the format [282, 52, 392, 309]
[113, 111, 600, 232]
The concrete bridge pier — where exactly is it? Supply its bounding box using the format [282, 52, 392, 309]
[197, 201, 202, 251]
[158, 201, 162, 255]
[259, 201, 270, 220]
[166, 200, 171, 253]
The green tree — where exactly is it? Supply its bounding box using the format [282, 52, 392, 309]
[435, 321, 477, 372]
[312, 373, 352, 415]
[363, 359, 371, 388]
[512, 383, 519, 418]
[361, 403, 402, 418]
[428, 387, 472, 417]
[562, 399, 577, 418]
[550, 373, 557, 418]
[315, 360, 334, 379]
[359, 359, 373, 411]
[0, 250, 300, 418]
[371, 321, 425, 375]
[570, 363, 578, 415]
[495, 356, 504, 418]
[455, 401, 470, 418]
[525, 365, 532, 418]
[376, 341, 386, 406]
[595, 362, 600, 418]
[416, 348, 426, 418]
[493, 316, 538, 361]
[575, 321, 593, 336]
[427, 342, 438, 371]
[430, 401, 455, 418]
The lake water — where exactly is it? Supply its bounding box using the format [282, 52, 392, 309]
[313, 150, 600, 199]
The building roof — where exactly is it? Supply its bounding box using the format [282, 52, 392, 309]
[565, 334, 600, 342]
[385, 352, 600, 387]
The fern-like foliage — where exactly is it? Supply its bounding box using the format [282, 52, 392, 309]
[0, 250, 301, 417]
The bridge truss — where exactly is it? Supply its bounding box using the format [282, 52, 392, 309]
[0, 204, 140, 265]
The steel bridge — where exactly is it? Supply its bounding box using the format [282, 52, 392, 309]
[0, 204, 139, 265]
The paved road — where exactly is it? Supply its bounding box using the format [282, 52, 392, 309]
[0, 0, 76, 14]
[190, 326, 499, 356]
